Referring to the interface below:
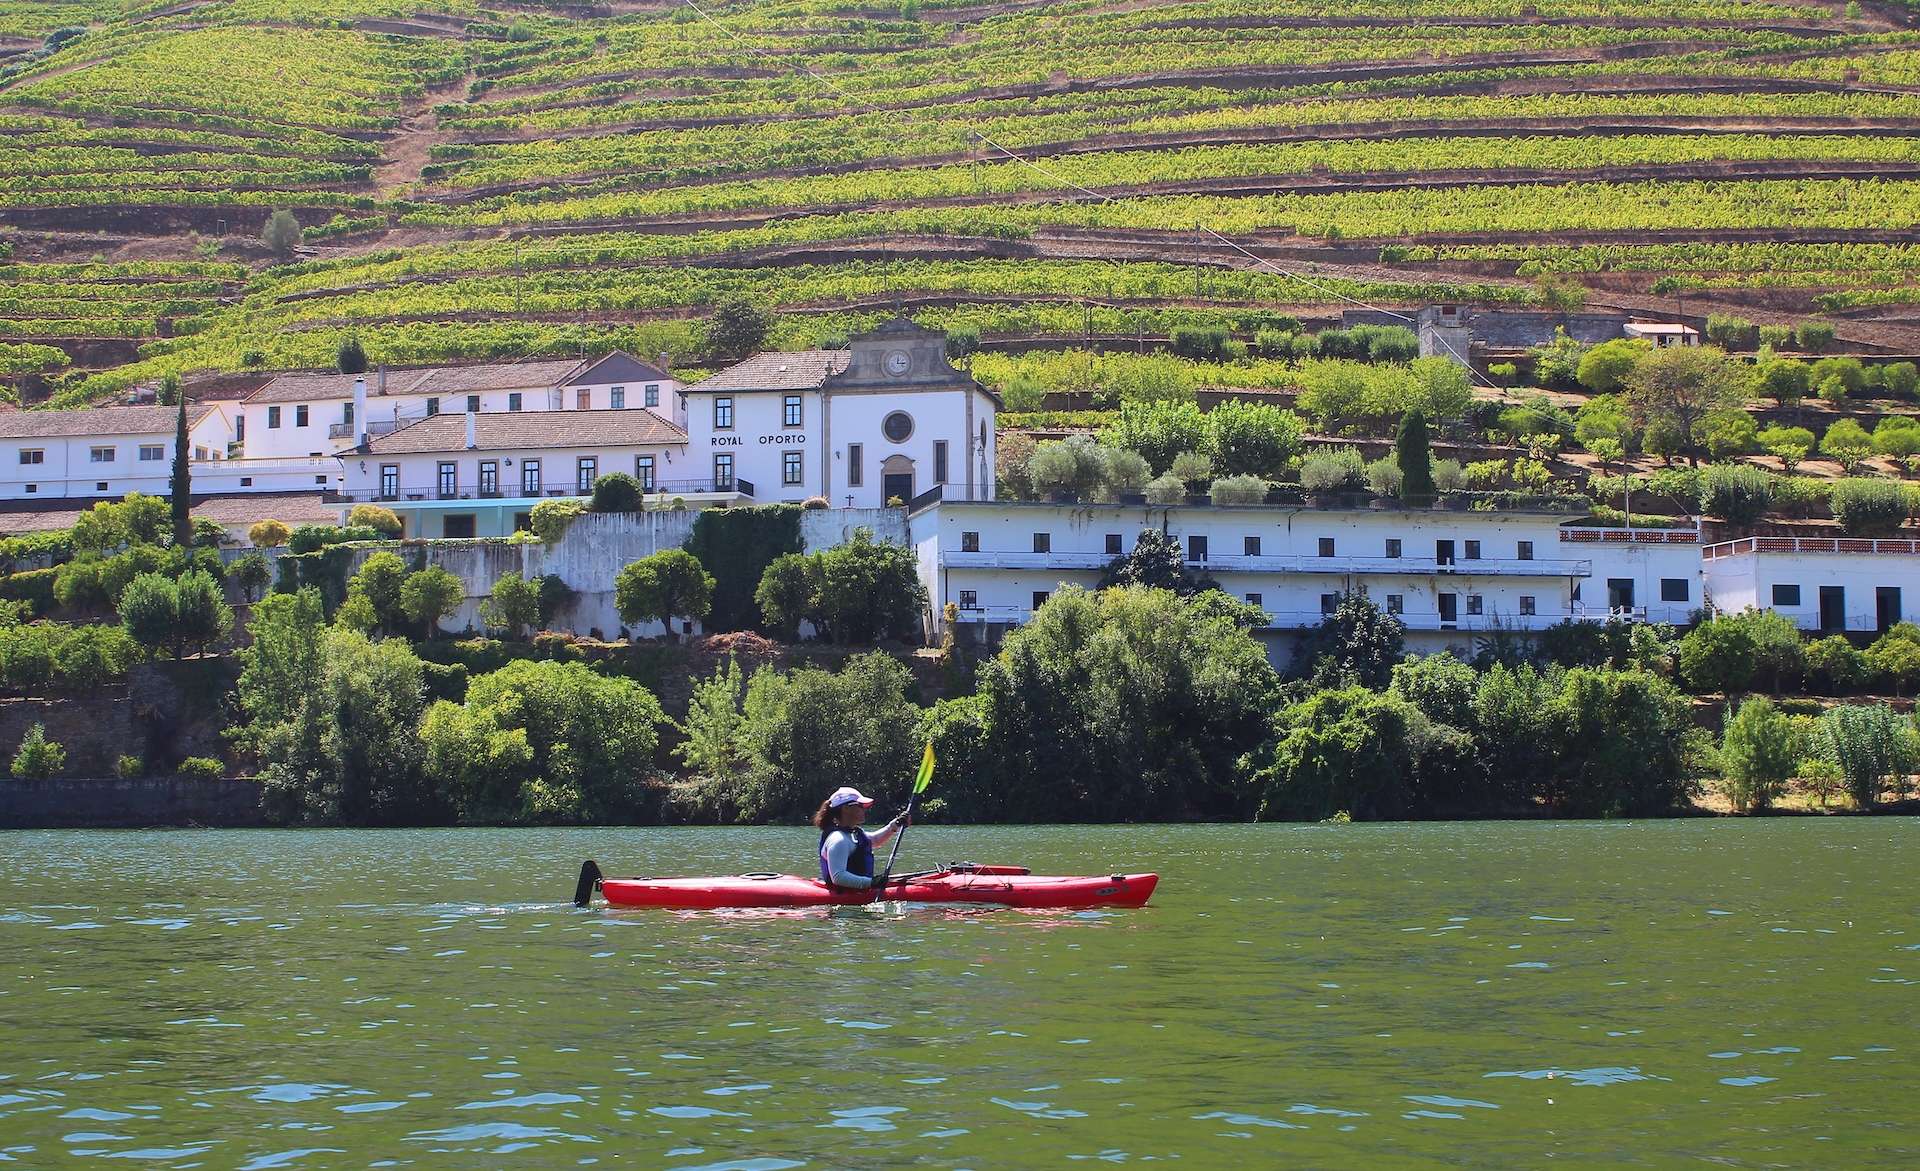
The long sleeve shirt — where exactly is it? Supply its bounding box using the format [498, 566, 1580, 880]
[821, 819, 904, 888]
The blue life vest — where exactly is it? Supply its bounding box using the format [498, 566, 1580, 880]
[819, 826, 874, 886]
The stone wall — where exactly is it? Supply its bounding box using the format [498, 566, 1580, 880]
[0, 659, 236, 778]
[0, 777, 264, 828]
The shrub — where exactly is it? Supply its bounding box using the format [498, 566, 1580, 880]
[260, 209, 302, 260]
[1866, 630, 1920, 695]
[1364, 456, 1403, 497]
[1144, 472, 1185, 504]
[1170, 325, 1229, 361]
[1169, 450, 1213, 489]
[1821, 418, 1875, 472]
[345, 504, 401, 538]
[1698, 463, 1772, 526]
[616, 548, 715, 638]
[400, 567, 465, 638]
[1105, 449, 1151, 493]
[0, 568, 58, 617]
[1720, 697, 1797, 812]
[589, 472, 645, 513]
[1300, 445, 1364, 492]
[1028, 435, 1110, 499]
[1759, 357, 1810, 405]
[801, 495, 829, 509]
[1829, 477, 1909, 535]
[115, 753, 143, 779]
[336, 335, 368, 375]
[1488, 361, 1519, 387]
[1814, 702, 1914, 808]
[1758, 324, 1794, 349]
[1431, 458, 1465, 491]
[10, 724, 64, 780]
[480, 573, 542, 639]
[230, 553, 272, 603]
[1806, 635, 1868, 693]
[177, 757, 224, 780]
[529, 497, 586, 543]
[755, 552, 821, 640]
[1704, 314, 1758, 350]
[1209, 474, 1268, 505]
[1208, 401, 1305, 479]
[1794, 321, 1835, 353]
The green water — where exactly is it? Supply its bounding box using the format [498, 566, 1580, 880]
[1, 822, 1915, 1169]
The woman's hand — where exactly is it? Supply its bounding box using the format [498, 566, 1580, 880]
[897, 809, 913, 828]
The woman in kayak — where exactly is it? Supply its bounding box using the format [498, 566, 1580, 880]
[814, 786, 910, 893]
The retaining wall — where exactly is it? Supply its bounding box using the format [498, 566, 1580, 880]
[0, 777, 265, 829]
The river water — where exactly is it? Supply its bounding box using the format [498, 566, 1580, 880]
[0, 821, 1914, 1168]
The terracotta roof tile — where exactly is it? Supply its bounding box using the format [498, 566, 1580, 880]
[248, 358, 589, 404]
[694, 350, 850, 393]
[363, 409, 688, 455]
[0, 404, 211, 440]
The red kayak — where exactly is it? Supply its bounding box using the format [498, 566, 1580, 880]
[575, 861, 1158, 910]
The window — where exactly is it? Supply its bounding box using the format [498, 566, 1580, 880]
[342, 403, 354, 427]
[783, 395, 803, 427]
[1387, 594, 1404, 614]
[611, 387, 626, 410]
[1517, 540, 1534, 561]
[1105, 533, 1122, 555]
[1467, 594, 1483, 615]
[508, 393, 523, 412]
[466, 395, 481, 414]
[240, 477, 252, 487]
[848, 443, 863, 487]
[636, 455, 655, 491]
[962, 531, 980, 552]
[1245, 593, 1262, 608]
[513, 512, 531, 533]
[1244, 535, 1261, 556]
[959, 590, 979, 610]
[89, 446, 115, 463]
[444, 515, 476, 539]
[438, 461, 457, 497]
[479, 461, 498, 495]
[17, 449, 43, 465]
[783, 450, 803, 486]
[267, 406, 281, 429]
[883, 412, 913, 442]
[1660, 578, 1690, 603]
[426, 397, 440, 417]
[22, 484, 33, 493]
[295, 405, 309, 427]
[380, 464, 399, 498]
[714, 396, 734, 429]
[1033, 532, 1051, 554]
[1465, 540, 1481, 560]
[1318, 537, 1335, 557]
[1320, 593, 1337, 614]
[713, 453, 734, 490]
[1032, 590, 1050, 610]
[645, 384, 659, 408]
[1773, 583, 1802, 607]
[522, 459, 542, 496]
[138, 445, 165, 462]
[1520, 595, 1536, 616]
[95, 482, 108, 493]
[1385, 538, 1402, 559]
[1187, 535, 1207, 563]
[577, 456, 597, 493]
[933, 440, 948, 484]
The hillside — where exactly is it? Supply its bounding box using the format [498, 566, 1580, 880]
[9, 0, 1920, 405]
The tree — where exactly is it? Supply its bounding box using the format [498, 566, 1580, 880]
[1829, 476, 1909, 535]
[1389, 651, 1479, 729]
[10, 723, 65, 780]
[677, 656, 750, 783]
[1294, 590, 1406, 690]
[1866, 630, 1920, 696]
[1758, 424, 1815, 473]
[249, 519, 292, 548]
[1806, 634, 1869, 693]
[231, 553, 272, 603]
[1544, 667, 1694, 816]
[705, 297, 770, 360]
[1250, 687, 1419, 821]
[118, 572, 179, 659]
[1698, 409, 1757, 459]
[480, 573, 542, 639]
[755, 552, 821, 640]
[811, 528, 926, 644]
[616, 548, 715, 638]
[1395, 409, 1434, 506]
[1704, 314, 1758, 350]
[423, 659, 664, 824]
[1698, 463, 1771, 526]
[1794, 321, 1836, 353]
[1679, 612, 1758, 695]
[342, 551, 408, 635]
[1408, 357, 1474, 424]
[174, 569, 233, 657]
[260, 209, 302, 260]
[1576, 338, 1648, 393]
[169, 386, 191, 547]
[1295, 359, 1370, 429]
[1758, 356, 1810, 406]
[400, 566, 465, 638]
[590, 472, 645, 512]
[1207, 401, 1304, 478]
[1622, 346, 1749, 465]
[1873, 417, 1920, 474]
[1815, 702, 1914, 809]
[335, 335, 368, 375]
[347, 503, 403, 537]
[1097, 529, 1216, 596]
[1575, 394, 1635, 450]
[1027, 435, 1111, 499]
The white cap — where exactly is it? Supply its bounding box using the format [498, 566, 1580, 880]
[826, 786, 874, 809]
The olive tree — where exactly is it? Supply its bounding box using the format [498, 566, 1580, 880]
[616, 548, 715, 639]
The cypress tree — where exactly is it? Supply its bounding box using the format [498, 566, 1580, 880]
[1396, 408, 1434, 506]
[168, 380, 192, 546]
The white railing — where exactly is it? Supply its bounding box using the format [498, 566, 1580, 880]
[951, 606, 1636, 633]
[1561, 527, 1700, 544]
[939, 551, 1591, 576]
[1704, 536, 1920, 559]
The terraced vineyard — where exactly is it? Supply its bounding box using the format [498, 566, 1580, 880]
[11, 0, 1920, 403]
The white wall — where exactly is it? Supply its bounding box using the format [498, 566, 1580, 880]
[1, 413, 231, 500]
[1704, 538, 1920, 632]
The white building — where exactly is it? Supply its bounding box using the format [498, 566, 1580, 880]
[1704, 535, 1919, 633]
[1, 404, 231, 501]
[1623, 322, 1700, 348]
[237, 353, 682, 460]
[339, 409, 691, 538]
[910, 499, 1708, 659]
[682, 319, 997, 509]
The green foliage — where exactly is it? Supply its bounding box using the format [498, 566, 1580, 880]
[1698, 409, 1757, 458]
[347, 503, 403, 537]
[1680, 609, 1799, 695]
[529, 497, 586, 543]
[480, 573, 542, 639]
[684, 504, 802, 632]
[1396, 409, 1434, 505]
[115, 754, 143, 779]
[1296, 590, 1405, 689]
[590, 472, 645, 513]
[1795, 321, 1835, 353]
[10, 723, 65, 780]
[0, 568, 58, 617]
[810, 528, 927, 644]
[1829, 476, 1909, 535]
[1389, 652, 1479, 729]
[1209, 474, 1268, 505]
[1544, 667, 1695, 816]
[1623, 345, 1750, 461]
[705, 297, 770, 361]
[1028, 435, 1112, 499]
[400, 566, 465, 638]
[676, 655, 750, 784]
[616, 548, 715, 636]
[1698, 463, 1771, 525]
[1207, 400, 1304, 478]
[176, 756, 223, 780]
[1253, 687, 1418, 821]
[1704, 314, 1758, 350]
[1720, 697, 1797, 811]
[341, 551, 407, 635]
[0, 621, 135, 693]
[1866, 628, 1920, 695]
[1097, 529, 1214, 595]
[1528, 328, 1589, 390]
[230, 553, 271, 603]
[1814, 702, 1914, 808]
[335, 334, 368, 375]
[423, 658, 664, 824]
[1758, 356, 1810, 405]
[1806, 635, 1869, 693]
[755, 552, 820, 641]
[261, 209, 303, 260]
[249, 519, 292, 548]
[1299, 444, 1364, 493]
[1577, 338, 1647, 393]
[1170, 324, 1230, 360]
[1144, 471, 1185, 504]
[72, 493, 170, 554]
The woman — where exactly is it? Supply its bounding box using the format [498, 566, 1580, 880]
[814, 786, 910, 895]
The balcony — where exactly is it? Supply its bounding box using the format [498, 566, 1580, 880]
[329, 414, 421, 441]
[333, 476, 755, 505]
[1704, 536, 1920, 560]
[951, 606, 1622, 633]
[939, 551, 1591, 576]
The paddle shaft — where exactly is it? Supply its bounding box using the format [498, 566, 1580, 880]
[879, 792, 920, 883]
